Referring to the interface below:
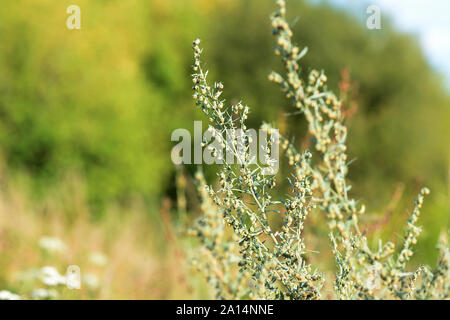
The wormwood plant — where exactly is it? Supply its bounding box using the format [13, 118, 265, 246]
[188, 0, 449, 300]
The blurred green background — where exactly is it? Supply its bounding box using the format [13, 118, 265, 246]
[0, 0, 448, 294]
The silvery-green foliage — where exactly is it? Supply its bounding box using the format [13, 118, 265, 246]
[189, 0, 449, 300]
[190, 35, 322, 299]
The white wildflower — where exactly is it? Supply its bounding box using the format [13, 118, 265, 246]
[31, 288, 58, 300]
[41, 266, 66, 286]
[38, 236, 67, 254]
[82, 274, 99, 289]
[89, 252, 108, 267]
[0, 290, 21, 300]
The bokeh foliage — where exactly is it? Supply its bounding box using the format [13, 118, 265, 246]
[0, 0, 448, 261]
[0, 0, 199, 210]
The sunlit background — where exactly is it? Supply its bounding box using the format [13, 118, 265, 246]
[0, 0, 448, 299]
